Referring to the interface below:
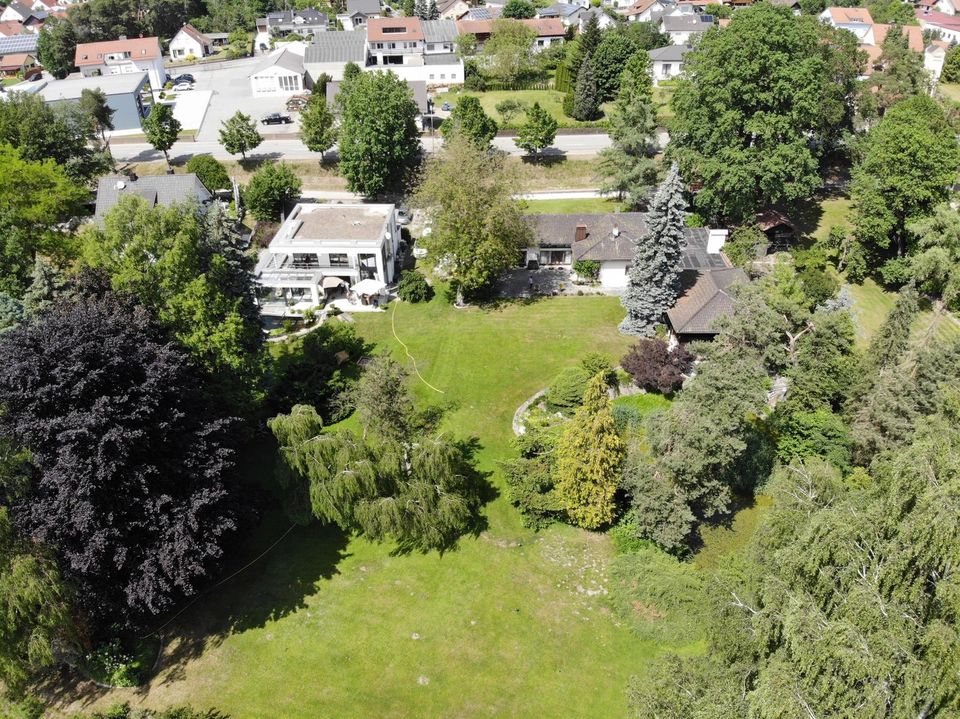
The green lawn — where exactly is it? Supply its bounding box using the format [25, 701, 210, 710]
[612, 392, 672, 416]
[652, 82, 676, 124]
[523, 197, 623, 214]
[434, 88, 612, 129]
[846, 278, 960, 348]
[58, 295, 688, 718]
[938, 83, 960, 102]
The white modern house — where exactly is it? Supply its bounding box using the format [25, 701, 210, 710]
[659, 13, 713, 45]
[255, 203, 400, 315]
[168, 24, 229, 60]
[337, 0, 381, 31]
[248, 47, 306, 96]
[818, 6, 875, 42]
[74, 36, 167, 89]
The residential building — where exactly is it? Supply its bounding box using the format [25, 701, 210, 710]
[437, 0, 471, 20]
[256, 8, 329, 50]
[249, 47, 306, 96]
[925, 40, 948, 81]
[168, 24, 230, 60]
[818, 6, 875, 42]
[767, 0, 801, 14]
[659, 13, 713, 44]
[304, 31, 367, 81]
[456, 17, 565, 51]
[936, 0, 960, 15]
[0, 50, 37, 76]
[365, 16, 425, 67]
[620, 0, 666, 22]
[523, 212, 731, 292]
[0, 2, 33, 23]
[337, 0, 381, 31]
[94, 173, 212, 220]
[366, 17, 463, 82]
[74, 36, 166, 89]
[536, 2, 585, 27]
[0, 21, 28, 36]
[648, 43, 689, 84]
[666, 266, 748, 343]
[254, 203, 401, 314]
[916, 7, 960, 43]
[461, 6, 499, 20]
[578, 7, 616, 30]
[32, 72, 153, 131]
[326, 77, 429, 113]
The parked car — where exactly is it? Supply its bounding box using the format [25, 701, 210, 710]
[441, 102, 453, 111]
[412, 240, 428, 259]
[286, 95, 310, 112]
[396, 208, 412, 225]
[172, 82, 194, 91]
[172, 74, 195, 85]
[261, 112, 293, 125]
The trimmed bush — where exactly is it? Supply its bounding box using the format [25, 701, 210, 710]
[185, 154, 230, 191]
[396, 270, 433, 303]
[545, 365, 592, 411]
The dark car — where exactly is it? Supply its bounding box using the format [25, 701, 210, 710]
[172, 73, 195, 85]
[261, 112, 293, 125]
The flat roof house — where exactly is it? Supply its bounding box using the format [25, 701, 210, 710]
[73, 36, 166, 90]
[254, 203, 401, 315]
[33, 72, 154, 131]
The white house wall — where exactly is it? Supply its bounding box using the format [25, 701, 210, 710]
[250, 67, 304, 96]
[598, 260, 630, 290]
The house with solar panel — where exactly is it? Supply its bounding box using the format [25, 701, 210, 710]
[523, 213, 746, 341]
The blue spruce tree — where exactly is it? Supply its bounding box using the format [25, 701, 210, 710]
[619, 163, 687, 335]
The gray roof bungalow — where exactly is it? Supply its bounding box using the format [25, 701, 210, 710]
[338, 0, 382, 30]
[31, 72, 152, 132]
[648, 43, 691, 84]
[524, 212, 744, 338]
[304, 31, 367, 81]
[94, 173, 212, 220]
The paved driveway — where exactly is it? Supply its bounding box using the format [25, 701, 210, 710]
[185, 58, 302, 141]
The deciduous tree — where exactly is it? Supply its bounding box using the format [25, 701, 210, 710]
[142, 103, 181, 168]
[243, 161, 302, 221]
[337, 70, 420, 196]
[416, 136, 531, 300]
[513, 101, 557, 156]
[0, 292, 239, 626]
[299, 94, 337, 161]
[36, 16, 77, 79]
[440, 95, 498, 148]
[218, 111, 262, 160]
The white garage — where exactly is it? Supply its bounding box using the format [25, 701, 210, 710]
[248, 48, 306, 97]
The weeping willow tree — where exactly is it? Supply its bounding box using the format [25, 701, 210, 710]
[269, 403, 481, 551]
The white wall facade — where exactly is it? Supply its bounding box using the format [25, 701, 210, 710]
[598, 260, 630, 290]
[250, 66, 304, 95]
[169, 31, 206, 60]
[390, 61, 463, 84]
[651, 59, 683, 84]
[81, 58, 167, 91]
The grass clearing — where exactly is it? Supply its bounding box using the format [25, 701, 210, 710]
[612, 392, 672, 417]
[938, 83, 960, 102]
[845, 278, 960, 348]
[53, 294, 686, 719]
[694, 495, 773, 570]
[509, 157, 604, 191]
[124, 158, 348, 190]
[523, 197, 622, 214]
[434, 88, 612, 129]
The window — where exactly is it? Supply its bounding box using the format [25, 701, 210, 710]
[278, 74, 301, 91]
[375, 42, 383, 48]
[429, 73, 435, 79]
[387, 42, 396, 49]
[537, 39, 544, 46]
[539, 250, 571, 265]
[450, 72, 457, 80]
[328, 253, 350, 267]
[427, 43, 435, 50]
[662, 63, 672, 76]
[440, 73, 445, 79]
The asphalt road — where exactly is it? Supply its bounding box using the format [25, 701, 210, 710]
[109, 132, 614, 163]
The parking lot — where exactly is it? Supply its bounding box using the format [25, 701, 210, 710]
[175, 57, 303, 141]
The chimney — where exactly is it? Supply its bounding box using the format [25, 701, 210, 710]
[575, 224, 587, 242]
[707, 228, 728, 254]
[612, 222, 620, 237]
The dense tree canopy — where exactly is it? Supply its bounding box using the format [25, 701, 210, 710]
[337, 70, 421, 196]
[440, 95, 498, 149]
[669, 3, 863, 220]
[0, 292, 239, 627]
[416, 137, 531, 300]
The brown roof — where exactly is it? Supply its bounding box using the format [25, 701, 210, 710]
[74, 37, 161, 66]
[872, 22, 924, 52]
[754, 209, 793, 232]
[0, 21, 26, 36]
[0, 51, 33, 70]
[622, 0, 659, 16]
[366, 17, 424, 42]
[827, 6, 873, 23]
[666, 268, 748, 336]
[178, 23, 210, 45]
[457, 16, 565, 37]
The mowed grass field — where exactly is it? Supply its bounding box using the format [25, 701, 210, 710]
[433, 89, 614, 129]
[55, 295, 687, 719]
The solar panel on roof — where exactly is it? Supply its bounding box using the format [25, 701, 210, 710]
[0, 34, 38, 54]
[701, 13, 714, 21]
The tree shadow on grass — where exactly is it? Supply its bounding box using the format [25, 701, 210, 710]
[150, 519, 350, 686]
